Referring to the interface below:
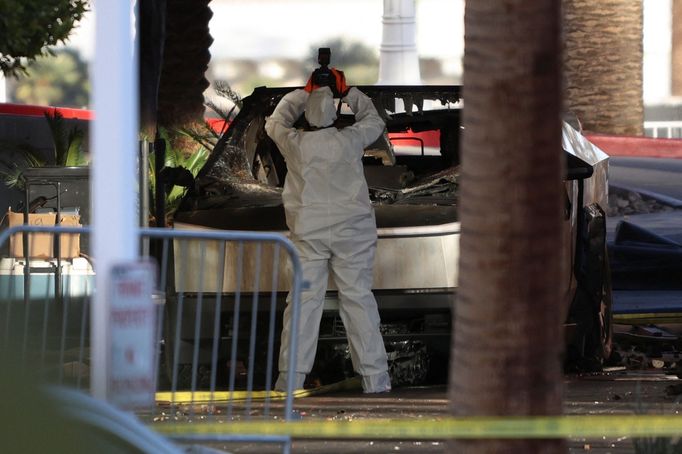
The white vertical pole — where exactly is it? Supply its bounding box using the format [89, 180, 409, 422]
[90, 0, 138, 400]
[378, 0, 421, 85]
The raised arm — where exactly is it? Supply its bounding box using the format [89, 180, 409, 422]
[264, 89, 309, 154]
[342, 87, 386, 148]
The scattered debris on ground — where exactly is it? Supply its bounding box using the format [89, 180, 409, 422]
[610, 324, 682, 382]
[608, 186, 677, 217]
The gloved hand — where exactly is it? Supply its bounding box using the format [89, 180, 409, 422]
[303, 73, 318, 93]
[331, 68, 348, 97]
[304, 68, 349, 97]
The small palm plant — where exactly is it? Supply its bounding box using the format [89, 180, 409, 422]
[0, 142, 45, 189]
[44, 110, 88, 167]
[148, 127, 209, 225]
[0, 110, 88, 190]
[150, 81, 242, 224]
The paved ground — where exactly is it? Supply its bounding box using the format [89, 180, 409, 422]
[176, 369, 682, 453]
[168, 156, 682, 453]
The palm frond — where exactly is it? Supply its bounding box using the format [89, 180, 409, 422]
[0, 161, 24, 189]
[0, 140, 47, 167]
[43, 110, 88, 166]
[145, 131, 210, 220]
[64, 127, 86, 166]
[206, 81, 241, 129]
[213, 81, 242, 109]
[0, 154, 39, 189]
[156, 129, 180, 168]
[205, 99, 239, 125]
[182, 147, 209, 175]
[22, 150, 46, 168]
[178, 124, 218, 152]
[44, 111, 67, 164]
[0, 139, 48, 189]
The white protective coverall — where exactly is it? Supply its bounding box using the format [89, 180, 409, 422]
[264, 86, 391, 393]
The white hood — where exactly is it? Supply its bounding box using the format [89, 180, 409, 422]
[305, 86, 337, 128]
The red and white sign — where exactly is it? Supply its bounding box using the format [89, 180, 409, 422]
[107, 262, 157, 409]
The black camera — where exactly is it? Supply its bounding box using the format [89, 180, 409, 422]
[312, 47, 336, 91]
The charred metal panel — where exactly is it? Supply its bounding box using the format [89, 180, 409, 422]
[173, 221, 459, 293]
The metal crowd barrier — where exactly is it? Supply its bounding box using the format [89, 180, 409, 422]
[0, 225, 93, 391]
[0, 224, 303, 453]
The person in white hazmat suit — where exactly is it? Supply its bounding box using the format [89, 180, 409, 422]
[264, 81, 391, 394]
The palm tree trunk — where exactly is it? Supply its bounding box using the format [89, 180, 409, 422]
[563, 0, 643, 135]
[157, 0, 213, 130]
[449, 1, 566, 452]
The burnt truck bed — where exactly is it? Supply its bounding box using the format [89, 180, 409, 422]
[174, 203, 457, 231]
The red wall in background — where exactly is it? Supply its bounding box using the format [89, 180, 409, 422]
[0, 103, 93, 120]
[586, 134, 682, 159]
[4, 103, 682, 159]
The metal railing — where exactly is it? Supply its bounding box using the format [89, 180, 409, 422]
[643, 120, 682, 139]
[0, 225, 93, 390]
[0, 224, 303, 453]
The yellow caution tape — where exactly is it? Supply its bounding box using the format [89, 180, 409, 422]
[614, 313, 682, 324]
[155, 376, 362, 404]
[153, 415, 682, 439]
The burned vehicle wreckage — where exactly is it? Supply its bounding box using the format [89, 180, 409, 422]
[168, 85, 611, 385]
